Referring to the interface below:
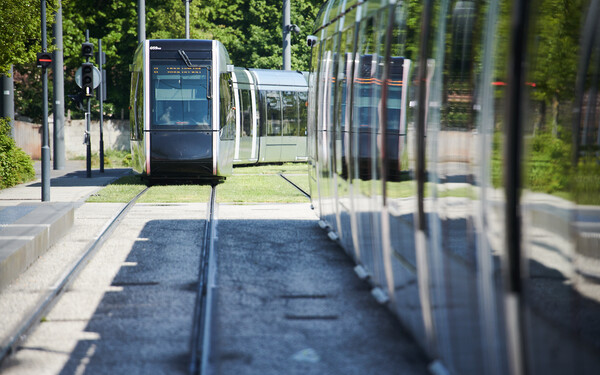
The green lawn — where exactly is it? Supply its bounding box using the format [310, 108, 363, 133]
[87, 163, 310, 204]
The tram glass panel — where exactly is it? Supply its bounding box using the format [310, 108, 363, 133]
[135, 69, 145, 172]
[151, 63, 210, 128]
[238, 87, 253, 160]
[468, 0, 510, 372]
[352, 17, 376, 273]
[263, 90, 282, 161]
[520, 0, 600, 372]
[381, 0, 426, 349]
[149, 60, 213, 176]
[297, 90, 308, 158]
[320, 35, 338, 232]
[367, 7, 389, 290]
[423, 0, 492, 373]
[307, 40, 323, 215]
[333, 27, 354, 255]
[281, 90, 298, 161]
[136, 71, 144, 140]
[130, 70, 145, 173]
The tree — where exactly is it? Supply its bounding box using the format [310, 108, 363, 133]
[0, 0, 59, 75]
[11, 0, 323, 120]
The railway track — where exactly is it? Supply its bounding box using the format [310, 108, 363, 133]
[0, 186, 218, 375]
[279, 173, 310, 199]
[0, 187, 149, 364]
[190, 186, 217, 375]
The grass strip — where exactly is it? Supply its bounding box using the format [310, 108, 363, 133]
[87, 175, 147, 203]
[86, 164, 310, 204]
[217, 174, 308, 203]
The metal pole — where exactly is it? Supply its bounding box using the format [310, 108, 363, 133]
[98, 39, 104, 173]
[1, 65, 15, 138]
[53, 0, 65, 170]
[282, 0, 291, 70]
[85, 30, 91, 178]
[41, 0, 51, 201]
[138, 0, 145, 44]
[185, 0, 190, 39]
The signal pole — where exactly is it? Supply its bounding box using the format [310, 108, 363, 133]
[98, 39, 105, 173]
[53, 0, 65, 170]
[41, 0, 51, 201]
[84, 30, 92, 178]
[0, 66, 15, 137]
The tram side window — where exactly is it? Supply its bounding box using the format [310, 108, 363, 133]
[282, 91, 298, 136]
[240, 89, 252, 136]
[219, 72, 235, 138]
[298, 91, 308, 136]
[266, 91, 282, 136]
[136, 71, 144, 138]
[130, 72, 138, 140]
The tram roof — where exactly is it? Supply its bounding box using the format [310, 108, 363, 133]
[248, 69, 308, 91]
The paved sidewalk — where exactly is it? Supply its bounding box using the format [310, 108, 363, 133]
[0, 161, 131, 291]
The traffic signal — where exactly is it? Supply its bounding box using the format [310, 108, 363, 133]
[36, 52, 52, 68]
[82, 42, 94, 58]
[81, 62, 94, 97]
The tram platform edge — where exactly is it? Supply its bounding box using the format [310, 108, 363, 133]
[0, 161, 132, 293]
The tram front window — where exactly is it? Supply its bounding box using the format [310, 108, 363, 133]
[151, 62, 211, 129]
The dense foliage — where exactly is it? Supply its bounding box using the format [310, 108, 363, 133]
[0, 118, 35, 188]
[6, 0, 322, 122]
[0, 0, 59, 74]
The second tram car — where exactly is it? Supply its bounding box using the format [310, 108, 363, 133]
[307, 0, 600, 375]
[129, 39, 235, 181]
[231, 68, 308, 165]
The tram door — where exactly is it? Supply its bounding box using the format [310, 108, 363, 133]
[237, 87, 254, 161]
[281, 90, 300, 161]
[232, 68, 257, 164]
[261, 91, 283, 162]
[297, 91, 308, 160]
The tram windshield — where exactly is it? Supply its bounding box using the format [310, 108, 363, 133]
[150, 61, 211, 129]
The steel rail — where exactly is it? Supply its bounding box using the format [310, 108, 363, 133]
[0, 186, 150, 364]
[279, 173, 311, 199]
[189, 186, 216, 375]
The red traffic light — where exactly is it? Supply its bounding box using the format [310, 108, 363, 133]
[37, 52, 52, 68]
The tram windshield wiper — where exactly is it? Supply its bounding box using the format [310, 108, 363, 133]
[178, 49, 198, 68]
[178, 49, 212, 100]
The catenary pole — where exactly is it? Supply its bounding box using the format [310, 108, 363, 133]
[185, 0, 190, 39]
[53, 0, 65, 170]
[138, 0, 145, 44]
[283, 0, 291, 70]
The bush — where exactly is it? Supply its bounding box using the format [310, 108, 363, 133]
[0, 118, 35, 189]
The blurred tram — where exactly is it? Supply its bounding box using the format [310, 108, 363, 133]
[307, 1, 600, 375]
[129, 39, 235, 181]
[129, 41, 309, 182]
[231, 68, 308, 165]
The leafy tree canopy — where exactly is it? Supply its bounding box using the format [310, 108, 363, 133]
[0, 0, 59, 74]
[9, 0, 322, 120]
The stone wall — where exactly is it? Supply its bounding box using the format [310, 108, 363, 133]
[13, 119, 130, 160]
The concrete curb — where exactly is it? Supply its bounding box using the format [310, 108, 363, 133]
[0, 203, 75, 291]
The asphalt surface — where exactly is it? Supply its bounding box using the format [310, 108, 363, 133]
[0, 163, 431, 374]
